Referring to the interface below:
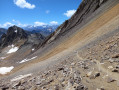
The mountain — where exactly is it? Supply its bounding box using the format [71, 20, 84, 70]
[0, 25, 45, 49]
[23, 25, 58, 37]
[0, 25, 27, 48]
[27, 33, 45, 45]
[0, 28, 7, 37]
[42, 0, 109, 45]
[0, 0, 119, 90]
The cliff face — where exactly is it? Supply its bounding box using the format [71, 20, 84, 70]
[0, 26, 27, 48]
[0, 25, 46, 49]
[43, 0, 108, 45]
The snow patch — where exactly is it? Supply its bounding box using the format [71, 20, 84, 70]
[7, 47, 19, 54]
[11, 44, 15, 48]
[11, 74, 32, 82]
[32, 48, 35, 51]
[19, 56, 37, 63]
[0, 66, 14, 75]
[8, 45, 11, 48]
[15, 30, 17, 33]
[8, 44, 15, 48]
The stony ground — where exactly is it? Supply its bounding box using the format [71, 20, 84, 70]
[1, 51, 119, 90]
[0, 54, 86, 90]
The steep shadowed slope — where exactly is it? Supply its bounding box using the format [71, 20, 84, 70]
[42, 0, 109, 45]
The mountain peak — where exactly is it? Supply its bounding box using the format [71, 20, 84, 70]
[0, 26, 28, 48]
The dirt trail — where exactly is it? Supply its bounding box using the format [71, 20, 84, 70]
[78, 54, 119, 81]
[76, 53, 119, 90]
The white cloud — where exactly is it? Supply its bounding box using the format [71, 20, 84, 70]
[64, 9, 76, 17]
[46, 10, 50, 14]
[0, 20, 28, 28]
[4, 22, 14, 27]
[12, 19, 27, 27]
[0, 22, 14, 28]
[14, 0, 35, 9]
[12, 19, 15, 22]
[50, 21, 58, 25]
[34, 21, 47, 27]
[18, 23, 28, 27]
[12, 19, 28, 27]
[12, 19, 20, 24]
[0, 20, 58, 28]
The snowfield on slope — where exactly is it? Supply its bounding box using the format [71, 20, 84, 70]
[0, 66, 14, 75]
[7, 47, 19, 54]
[19, 56, 37, 63]
[32, 48, 35, 51]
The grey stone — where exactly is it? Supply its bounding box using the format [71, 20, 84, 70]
[90, 75, 95, 79]
[36, 80, 42, 85]
[112, 69, 118, 72]
[107, 77, 116, 83]
[57, 67, 64, 71]
[54, 85, 59, 90]
[116, 65, 119, 69]
[29, 86, 37, 90]
[12, 81, 21, 88]
[18, 86, 25, 90]
[94, 72, 100, 78]
[75, 84, 84, 90]
[1, 86, 9, 90]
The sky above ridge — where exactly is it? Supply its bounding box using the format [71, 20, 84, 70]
[0, 0, 81, 28]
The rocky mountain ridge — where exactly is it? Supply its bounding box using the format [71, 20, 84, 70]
[43, 0, 108, 45]
[23, 25, 58, 37]
[0, 26, 27, 48]
[0, 25, 45, 51]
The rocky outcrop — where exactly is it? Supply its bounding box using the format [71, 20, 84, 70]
[0, 25, 27, 48]
[0, 25, 46, 49]
[0, 55, 87, 90]
[42, 0, 108, 45]
[27, 33, 45, 45]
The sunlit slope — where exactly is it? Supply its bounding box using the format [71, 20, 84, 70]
[31, 3, 119, 63]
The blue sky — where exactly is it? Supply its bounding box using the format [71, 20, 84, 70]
[0, 0, 81, 28]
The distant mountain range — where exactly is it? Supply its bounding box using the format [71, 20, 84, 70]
[0, 25, 58, 37]
[0, 28, 7, 37]
[22, 25, 58, 36]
